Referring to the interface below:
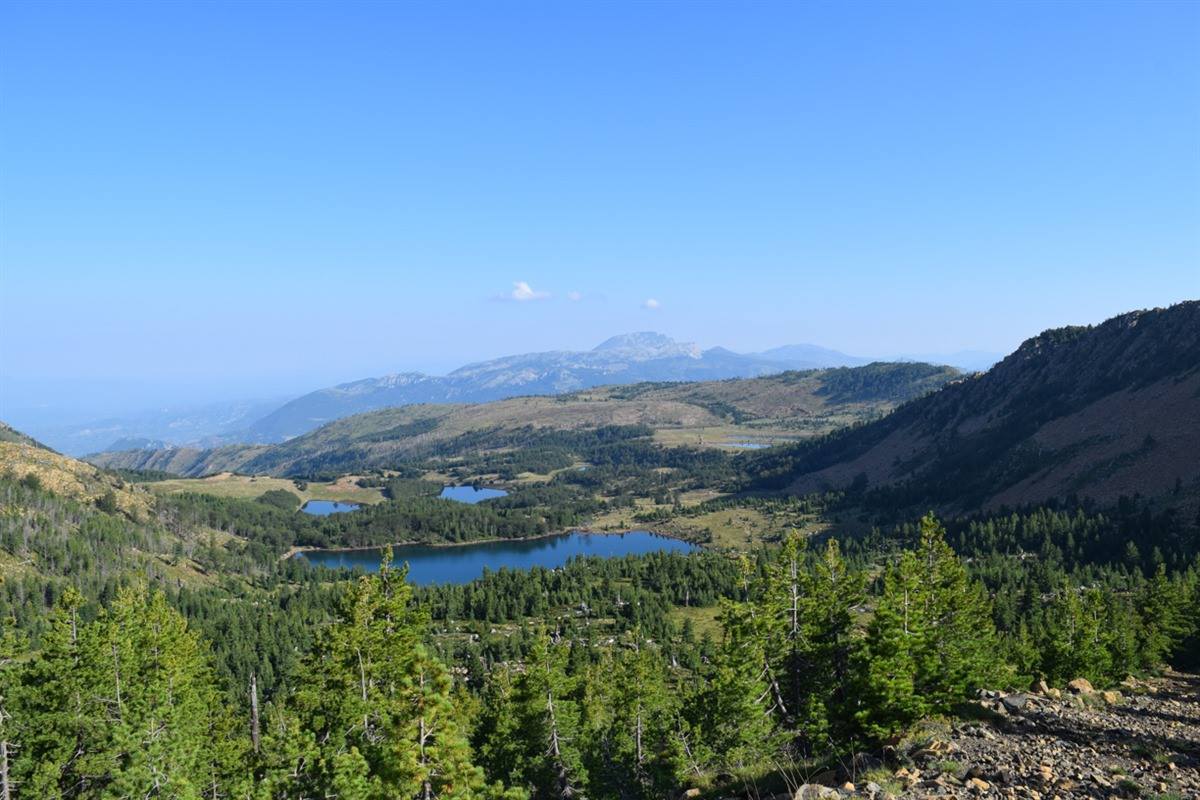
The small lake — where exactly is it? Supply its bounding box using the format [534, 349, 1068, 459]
[440, 485, 509, 504]
[302, 500, 361, 516]
[719, 440, 770, 450]
[293, 530, 698, 585]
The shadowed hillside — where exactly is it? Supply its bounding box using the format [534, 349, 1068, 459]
[745, 301, 1200, 512]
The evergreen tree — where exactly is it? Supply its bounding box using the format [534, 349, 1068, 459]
[269, 552, 496, 798]
[854, 552, 925, 740]
[12, 586, 246, 798]
[910, 514, 1000, 709]
[684, 598, 784, 773]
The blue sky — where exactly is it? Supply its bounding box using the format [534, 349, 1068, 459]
[1, 0, 1197, 417]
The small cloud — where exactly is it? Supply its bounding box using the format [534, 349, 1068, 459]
[642, 298, 661, 310]
[501, 281, 550, 302]
[567, 290, 583, 302]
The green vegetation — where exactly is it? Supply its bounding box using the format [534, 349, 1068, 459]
[0, 307, 1197, 796]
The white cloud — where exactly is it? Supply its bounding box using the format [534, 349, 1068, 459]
[642, 298, 661, 310]
[567, 290, 583, 302]
[503, 281, 550, 302]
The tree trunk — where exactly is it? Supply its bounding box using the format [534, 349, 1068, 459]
[249, 672, 261, 754]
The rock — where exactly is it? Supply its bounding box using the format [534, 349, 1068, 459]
[1066, 677, 1094, 694]
[863, 783, 882, 798]
[1037, 764, 1054, 784]
[1031, 678, 1051, 694]
[1101, 689, 1122, 704]
[1045, 687, 1062, 700]
[839, 782, 855, 792]
[793, 785, 839, 799]
[893, 767, 921, 788]
[1001, 693, 1029, 712]
[967, 777, 991, 792]
[679, 790, 701, 800]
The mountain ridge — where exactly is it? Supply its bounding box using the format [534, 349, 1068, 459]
[745, 301, 1200, 512]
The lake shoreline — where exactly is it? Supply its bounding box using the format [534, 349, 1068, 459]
[280, 526, 696, 562]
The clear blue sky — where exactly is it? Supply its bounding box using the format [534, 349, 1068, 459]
[1, 0, 1197, 417]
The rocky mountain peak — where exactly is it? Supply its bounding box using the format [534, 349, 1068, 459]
[590, 332, 701, 360]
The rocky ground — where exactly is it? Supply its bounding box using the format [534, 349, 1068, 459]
[790, 671, 1199, 799]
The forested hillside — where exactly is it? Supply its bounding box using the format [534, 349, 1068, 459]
[746, 301, 1200, 512]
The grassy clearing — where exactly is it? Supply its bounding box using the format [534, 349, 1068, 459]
[148, 472, 385, 505]
[669, 604, 723, 640]
[683, 507, 777, 549]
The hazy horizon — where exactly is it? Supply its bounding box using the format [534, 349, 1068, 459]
[2, 2, 1198, 424]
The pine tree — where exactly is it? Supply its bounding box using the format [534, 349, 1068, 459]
[1137, 565, 1192, 670]
[684, 598, 784, 773]
[910, 513, 1000, 710]
[584, 641, 678, 799]
[271, 551, 495, 798]
[855, 552, 925, 740]
[506, 635, 587, 799]
[759, 534, 863, 749]
[12, 586, 246, 798]
[1042, 584, 1111, 685]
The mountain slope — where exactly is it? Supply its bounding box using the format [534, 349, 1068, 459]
[746, 302, 1200, 511]
[0, 424, 154, 518]
[243, 333, 814, 441]
[89, 362, 959, 478]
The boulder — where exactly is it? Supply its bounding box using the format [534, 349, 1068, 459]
[1101, 689, 1122, 704]
[967, 777, 991, 792]
[1031, 678, 1051, 694]
[1066, 677, 1094, 694]
[793, 785, 839, 799]
[1001, 693, 1029, 712]
[678, 790, 701, 800]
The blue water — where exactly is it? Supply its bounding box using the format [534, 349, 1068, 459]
[301, 500, 361, 516]
[719, 440, 770, 449]
[439, 485, 509, 503]
[293, 530, 698, 585]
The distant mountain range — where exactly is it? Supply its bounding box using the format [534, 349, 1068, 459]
[86, 362, 961, 478]
[12, 333, 999, 455]
[745, 301, 1200, 512]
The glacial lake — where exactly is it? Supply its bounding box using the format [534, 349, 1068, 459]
[301, 500, 362, 515]
[440, 485, 509, 503]
[293, 530, 698, 585]
[719, 440, 770, 450]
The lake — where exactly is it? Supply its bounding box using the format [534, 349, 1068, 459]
[440, 485, 509, 503]
[301, 500, 361, 516]
[719, 440, 770, 449]
[293, 530, 699, 585]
